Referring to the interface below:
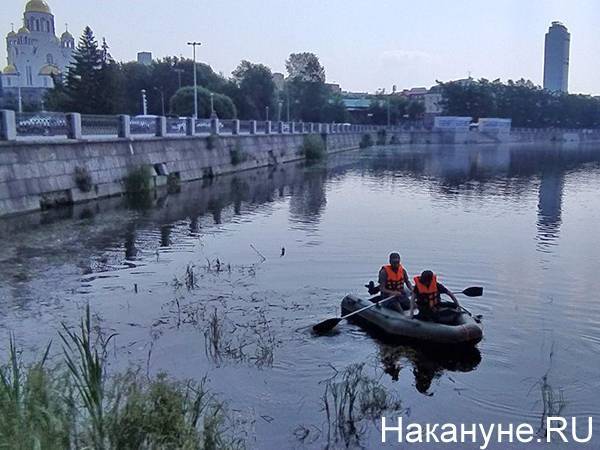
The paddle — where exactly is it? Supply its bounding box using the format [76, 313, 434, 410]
[452, 286, 484, 323]
[313, 295, 397, 334]
[313, 286, 484, 334]
[456, 286, 483, 297]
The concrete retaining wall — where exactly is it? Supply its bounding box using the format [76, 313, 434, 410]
[3, 127, 599, 218]
[0, 132, 367, 218]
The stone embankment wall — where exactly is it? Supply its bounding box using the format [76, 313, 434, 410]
[2, 127, 599, 218]
[0, 132, 366, 218]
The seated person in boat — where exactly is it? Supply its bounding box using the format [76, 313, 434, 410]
[410, 270, 459, 321]
[378, 252, 413, 312]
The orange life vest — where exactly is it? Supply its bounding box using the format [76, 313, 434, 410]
[382, 264, 405, 291]
[414, 274, 440, 310]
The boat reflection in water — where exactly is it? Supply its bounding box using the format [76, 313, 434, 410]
[377, 340, 481, 395]
[347, 313, 482, 395]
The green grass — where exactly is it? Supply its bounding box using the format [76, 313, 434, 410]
[359, 134, 374, 149]
[0, 306, 244, 450]
[124, 166, 153, 194]
[301, 134, 326, 161]
[230, 142, 249, 166]
[74, 166, 93, 193]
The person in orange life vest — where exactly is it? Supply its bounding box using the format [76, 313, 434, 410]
[409, 270, 459, 320]
[378, 252, 413, 312]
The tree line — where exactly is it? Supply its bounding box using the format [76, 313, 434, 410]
[44, 27, 348, 123]
[438, 78, 600, 128]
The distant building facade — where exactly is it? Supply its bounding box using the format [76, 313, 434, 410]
[543, 21, 570, 93]
[0, 0, 74, 106]
[137, 52, 152, 66]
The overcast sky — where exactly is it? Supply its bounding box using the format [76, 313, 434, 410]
[2, 0, 599, 95]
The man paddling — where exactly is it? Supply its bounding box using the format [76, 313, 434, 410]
[378, 252, 413, 312]
[410, 270, 459, 321]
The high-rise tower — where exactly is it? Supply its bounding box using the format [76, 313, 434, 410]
[543, 21, 570, 93]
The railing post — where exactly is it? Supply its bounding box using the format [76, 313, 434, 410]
[211, 117, 220, 135]
[232, 119, 240, 135]
[0, 110, 17, 141]
[155, 116, 167, 137]
[309, 123, 314, 133]
[117, 114, 131, 138]
[186, 117, 196, 136]
[66, 113, 82, 140]
[250, 120, 257, 134]
[265, 120, 272, 134]
[290, 122, 296, 134]
[278, 121, 284, 133]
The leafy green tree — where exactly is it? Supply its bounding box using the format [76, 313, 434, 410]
[96, 38, 124, 114]
[284, 52, 329, 122]
[285, 53, 326, 82]
[117, 58, 229, 116]
[366, 96, 424, 124]
[323, 94, 350, 123]
[231, 60, 276, 120]
[118, 61, 151, 115]
[438, 78, 600, 128]
[169, 86, 236, 118]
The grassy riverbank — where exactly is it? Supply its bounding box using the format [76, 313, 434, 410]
[0, 306, 243, 450]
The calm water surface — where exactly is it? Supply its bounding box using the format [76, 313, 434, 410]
[1, 143, 599, 449]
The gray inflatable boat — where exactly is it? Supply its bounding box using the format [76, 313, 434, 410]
[341, 294, 483, 345]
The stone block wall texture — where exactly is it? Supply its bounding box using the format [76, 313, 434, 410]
[5, 129, 597, 218]
[0, 132, 366, 217]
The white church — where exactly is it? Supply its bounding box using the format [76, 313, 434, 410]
[0, 0, 74, 107]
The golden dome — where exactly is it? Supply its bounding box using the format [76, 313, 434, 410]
[18, 26, 30, 34]
[61, 30, 73, 40]
[2, 64, 18, 75]
[7, 31, 17, 38]
[25, 0, 52, 14]
[39, 64, 60, 76]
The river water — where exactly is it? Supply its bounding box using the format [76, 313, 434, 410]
[1, 143, 599, 449]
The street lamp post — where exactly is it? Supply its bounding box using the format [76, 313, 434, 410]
[16, 85, 22, 114]
[174, 68, 184, 89]
[210, 92, 215, 117]
[154, 86, 165, 116]
[186, 41, 201, 119]
[265, 106, 269, 121]
[141, 89, 147, 115]
[277, 101, 282, 122]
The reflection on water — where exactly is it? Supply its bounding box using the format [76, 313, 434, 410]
[378, 340, 481, 395]
[1, 143, 600, 449]
[537, 172, 563, 249]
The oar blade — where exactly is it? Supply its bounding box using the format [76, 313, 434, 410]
[312, 318, 342, 334]
[462, 286, 483, 297]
